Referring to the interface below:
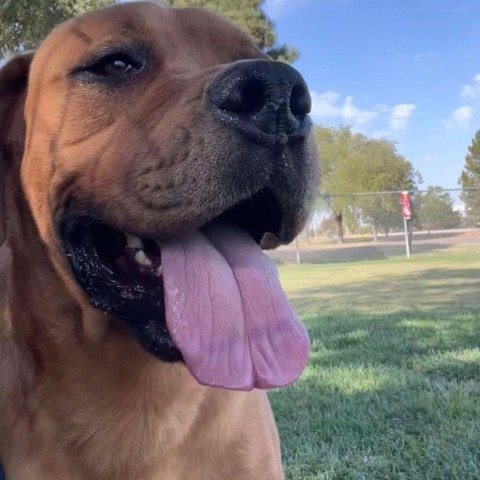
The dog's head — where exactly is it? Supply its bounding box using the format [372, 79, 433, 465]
[0, 2, 319, 390]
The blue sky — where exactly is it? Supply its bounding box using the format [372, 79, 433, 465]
[264, 0, 480, 190]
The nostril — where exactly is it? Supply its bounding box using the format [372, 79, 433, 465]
[220, 77, 268, 116]
[209, 60, 312, 146]
[290, 84, 311, 119]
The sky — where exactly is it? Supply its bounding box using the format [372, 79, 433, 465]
[263, 0, 480, 190]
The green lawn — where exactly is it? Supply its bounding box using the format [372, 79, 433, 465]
[271, 244, 480, 480]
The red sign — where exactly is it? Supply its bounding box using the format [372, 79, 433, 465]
[400, 192, 411, 219]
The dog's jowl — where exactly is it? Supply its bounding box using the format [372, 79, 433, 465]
[0, 2, 319, 479]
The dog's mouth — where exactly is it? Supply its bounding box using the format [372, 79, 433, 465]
[60, 189, 310, 391]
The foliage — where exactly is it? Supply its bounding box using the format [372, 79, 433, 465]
[317, 217, 337, 237]
[0, 0, 298, 63]
[315, 126, 421, 236]
[417, 186, 461, 232]
[459, 130, 480, 226]
[0, 0, 111, 56]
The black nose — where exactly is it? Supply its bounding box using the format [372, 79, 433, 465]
[207, 60, 312, 148]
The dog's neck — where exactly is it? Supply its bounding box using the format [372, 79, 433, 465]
[0, 185, 236, 479]
[0, 171, 281, 480]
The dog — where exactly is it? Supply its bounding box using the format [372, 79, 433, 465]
[0, 2, 318, 478]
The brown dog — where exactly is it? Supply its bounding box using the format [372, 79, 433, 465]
[0, 2, 318, 479]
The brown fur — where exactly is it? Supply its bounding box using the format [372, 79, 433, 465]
[0, 2, 317, 478]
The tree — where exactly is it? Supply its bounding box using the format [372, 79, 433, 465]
[315, 126, 421, 242]
[0, 0, 298, 63]
[459, 130, 480, 227]
[0, 0, 111, 56]
[417, 186, 461, 233]
[353, 139, 419, 239]
[314, 126, 364, 242]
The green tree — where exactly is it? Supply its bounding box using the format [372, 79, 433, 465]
[315, 126, 421, 242]
[356, 139, 420, 239]
[0, 0, 298, 63]
[459, 130, 480, 226]
[315, 126, 363, 241]
[0, 0, 111, 56]
[417, 186, 461, 233]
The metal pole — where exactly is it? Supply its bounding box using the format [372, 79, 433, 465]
[403, 217, 411, 259]
[295, 237, 301, 264]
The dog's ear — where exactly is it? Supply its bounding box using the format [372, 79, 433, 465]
[0, 52, 34, 245]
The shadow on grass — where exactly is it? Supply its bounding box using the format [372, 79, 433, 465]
[289, 267, 480, 374]
[272, 259, 480, 479]
[288, 267, 480, 314]
[271, 300, 480, 479]
[304, 308, 480, 377]
[380, 231, 466, 243]
[269, 242, 450, 264]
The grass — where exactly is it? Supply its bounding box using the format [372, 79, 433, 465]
[271, 243, 480, 480]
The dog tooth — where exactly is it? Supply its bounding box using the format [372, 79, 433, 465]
[156, 265, 163, 276]
[126, 234, 144, 250]
[135, 250, 152, 267]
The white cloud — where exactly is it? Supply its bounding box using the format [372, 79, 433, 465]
[461, 85, 476, 98]
[453, 106, 473, 122]
[342, 97, 379, 124]
[373, 103, 391, 114]
[310, 91, 417, 136]
[442, 106, 473, 128]
[310, 90, 379, 126]
[389, 104, 416, 131]
[460, 73, 480, 98]
[310, 91, 341, 117]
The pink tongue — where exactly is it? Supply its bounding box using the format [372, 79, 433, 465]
[160, 224, 310, 391]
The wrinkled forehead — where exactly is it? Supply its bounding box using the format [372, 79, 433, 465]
[30, 1, 262, 81]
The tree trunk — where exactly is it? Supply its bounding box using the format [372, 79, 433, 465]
[334, 212, 344, 244]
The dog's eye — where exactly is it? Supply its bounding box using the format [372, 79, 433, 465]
[71, 46, 149, 84]
[88, 54, 140, 78]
